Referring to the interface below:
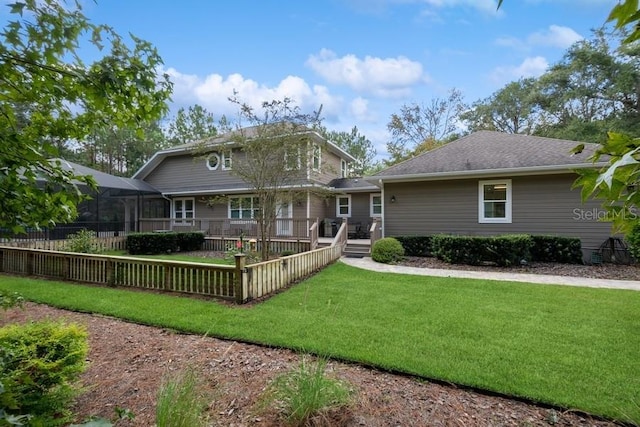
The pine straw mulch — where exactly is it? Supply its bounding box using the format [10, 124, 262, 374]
[0, 302, 625, 427]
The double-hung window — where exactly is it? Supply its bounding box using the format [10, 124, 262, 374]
[336, 195, 351, 218]
[173, 197, 194, 225]
[340, 159, 348, 178]
[312, 144, 321, 171]
[229, 196, 260, 219]
[478, 180, 512, 223]
[370, 193, 382, 217]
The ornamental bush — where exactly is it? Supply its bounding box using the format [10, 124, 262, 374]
[431, 234, 532, 267]
[393, 235, 432, 257]
[530, 235, 583, 264]
[625, 222, 640, 262]
[0, 321, 88, 426]
[371, 237, 405, 264]
[64, 229, 102, 254]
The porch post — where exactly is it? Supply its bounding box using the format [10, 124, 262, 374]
[234, 254, 247, 304]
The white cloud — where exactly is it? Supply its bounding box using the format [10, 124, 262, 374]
[527, 25, 583, 49]
[164, 67, 342, 118]
[306, 48, 426, 98]
[349, 97, 377, 122]
[489, 56, 549, 85]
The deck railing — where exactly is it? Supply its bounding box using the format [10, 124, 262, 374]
[139, 218, 315, 240]
[370, 218, 382, 249]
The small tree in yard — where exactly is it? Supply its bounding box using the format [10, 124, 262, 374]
[201, 96, 323, 261]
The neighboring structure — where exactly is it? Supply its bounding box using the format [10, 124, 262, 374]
[368, 131, 615, 255]
[132, 126, 380, 238]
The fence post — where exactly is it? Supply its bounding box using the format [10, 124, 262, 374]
[0, 249, 3, 273]
[234, 254, 246, 304]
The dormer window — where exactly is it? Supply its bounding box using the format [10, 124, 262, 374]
[206, 153, 220, 170]
[207, 151, 232, 171]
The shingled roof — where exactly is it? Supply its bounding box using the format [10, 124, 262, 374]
[372, 131, 605, 182]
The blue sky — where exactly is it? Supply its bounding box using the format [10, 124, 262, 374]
[81, 1, 613, 155]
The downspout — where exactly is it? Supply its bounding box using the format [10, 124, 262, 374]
[379, 179, 385, 238]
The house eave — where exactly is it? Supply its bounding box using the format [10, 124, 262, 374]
[162, 183, 323, 197]
[367, 162, 608, 183]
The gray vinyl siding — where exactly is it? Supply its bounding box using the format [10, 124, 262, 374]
[383, 174, 614, 252]
[308, 193, 327, 222]
[311, 149, 343, 184]
[327, 192, 376, 228]
[145, 153, 247, 193]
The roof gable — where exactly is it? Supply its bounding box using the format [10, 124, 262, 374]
[133, 125, 356, 180]
[375, 131, 603, 180]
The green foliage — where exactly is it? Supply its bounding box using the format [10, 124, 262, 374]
[385, 88, 467, 165]
[166, 104, 218, 146]
[64, 229, 102, 254]
[530, 235, 583, 264]
[625, 222, 640, 261]
[371, 237, 405, 264]
[156, 368, 208, 427]
[431, 234, 532, 267]
[0, 293, 23, 312]
[126, 232, 204, 255]
[0, 321, 88, 426]
[0, 0, 171, 235]
[574, 132, 640, 234]
[127, 233, 178, 255]
[261, 357, 351, 426]
[317, 125, 378, 176]
[174, 232, 205, 252]
[393, 235, 432, 257]
[281, 250, 296, 257]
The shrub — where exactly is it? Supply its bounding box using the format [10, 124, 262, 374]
[156, 368, 208, 427]
[127, 233, 178, 255]
[393, 236, 432, 257]
[175, 232, 205, 252]
[626, 222, 640, 262]
[0, 321, 88, 426]
[371, 237, 405, 264]
[431, 234, 532, 267]
[64, 229, 102, 254]
[281, 250, 296, 257]
[261, 357, 351, 426]
[530, 235, 583, 264]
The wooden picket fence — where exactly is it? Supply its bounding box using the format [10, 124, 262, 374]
[0, 236, 127, 252]
[0, 242, 344, 303]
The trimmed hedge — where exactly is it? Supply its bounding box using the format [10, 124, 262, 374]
[372, 237, 405, 264]
[530, 235, 583, 264]
[431, 234, 532, 267]
[126, 232, 204, 255]
[393, 234, 583, 265]
[394, 236, 432, 257]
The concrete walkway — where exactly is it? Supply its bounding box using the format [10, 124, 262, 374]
[340, 256, 640, 291]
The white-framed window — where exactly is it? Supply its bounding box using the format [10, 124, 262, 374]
[206, 153, 220, 170]
[222, 150, 232, 170]
[340, 159, 348, 178]
[229, 196, 261, 219]
[284, 146, 301, 171]
[478, 179, 512, 223]
[370, 193, 382, 217]
[173, 197, 194, 224]
[312, 143, 321, 171]
[336, 195, 351, 218]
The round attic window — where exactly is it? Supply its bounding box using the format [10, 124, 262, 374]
[206, 153, 220, 170]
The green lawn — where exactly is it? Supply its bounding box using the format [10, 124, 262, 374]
[103, 250, 232, 265]
[1, 262, 638, 424]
